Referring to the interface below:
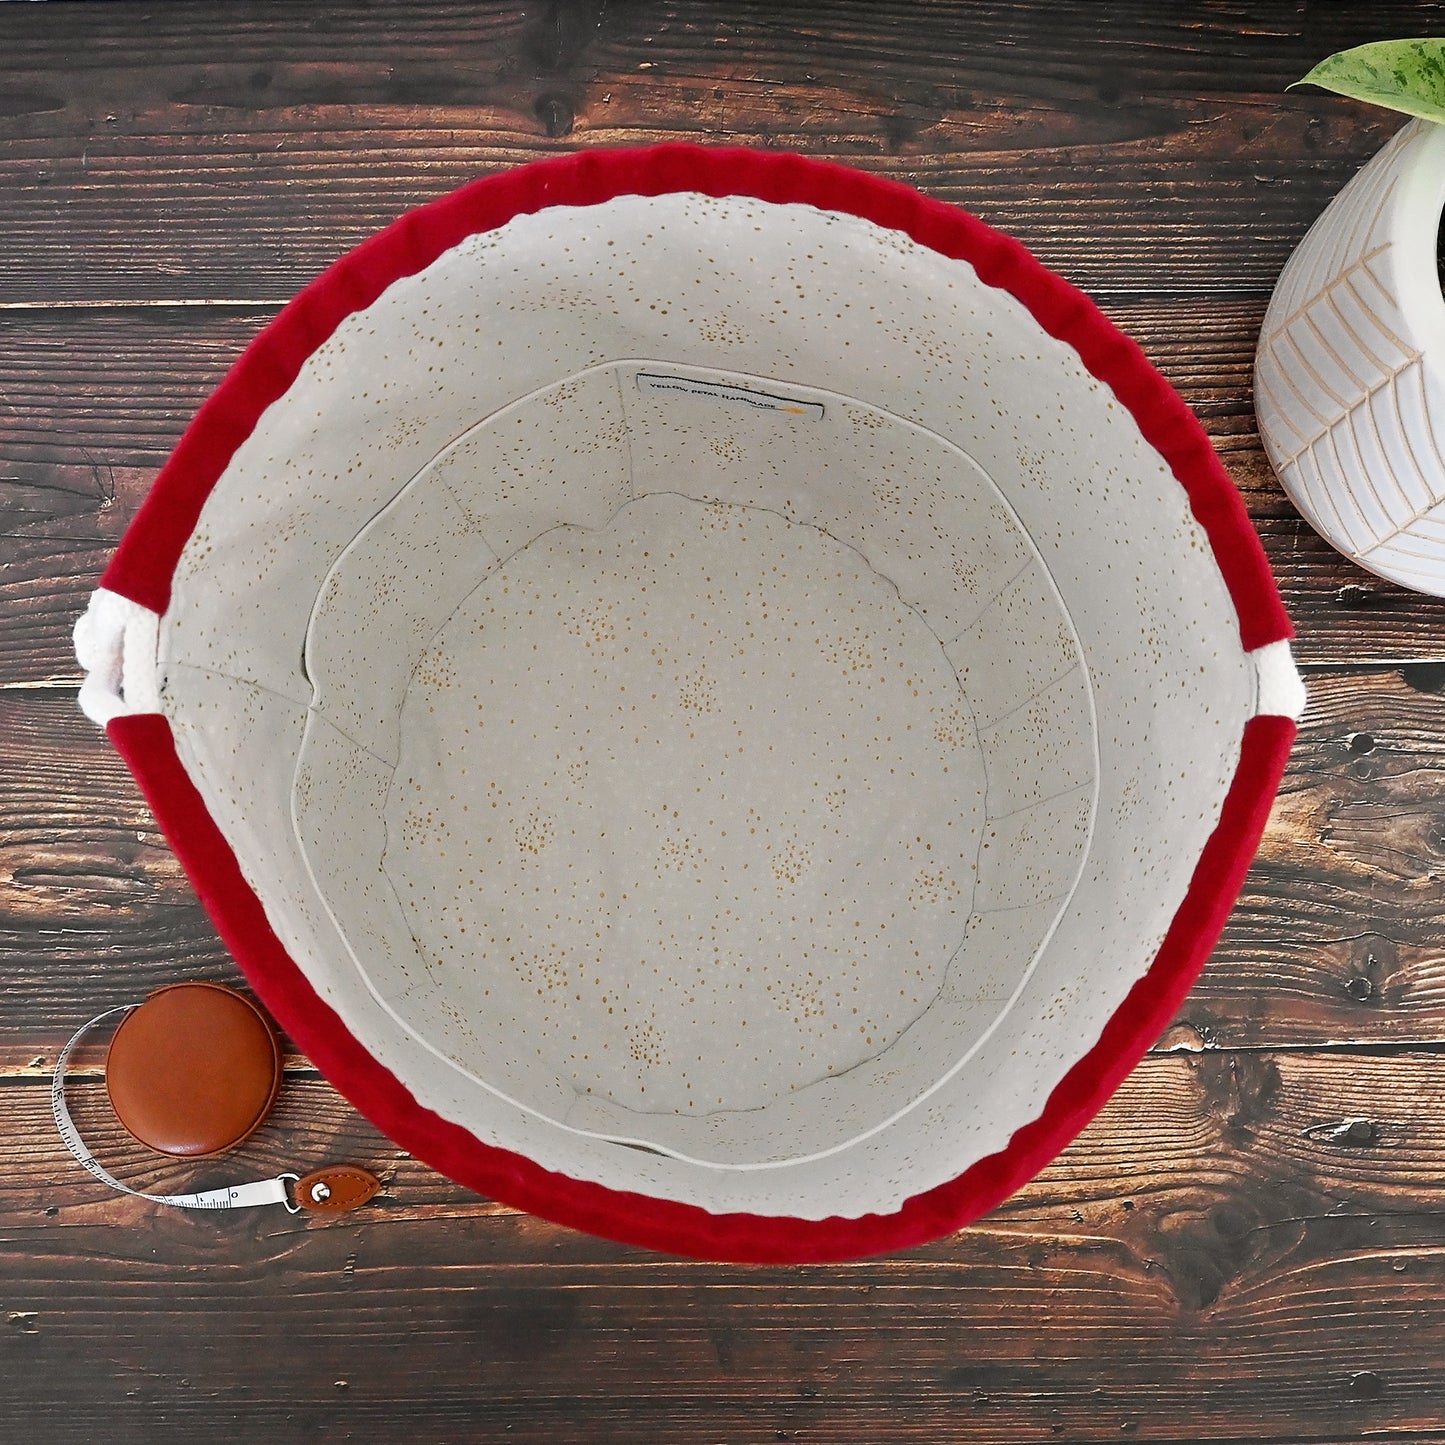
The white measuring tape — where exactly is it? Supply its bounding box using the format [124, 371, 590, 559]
[52, 1005, 301, 1212]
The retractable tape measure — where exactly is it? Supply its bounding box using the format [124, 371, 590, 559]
[54, 983, 380, 1215]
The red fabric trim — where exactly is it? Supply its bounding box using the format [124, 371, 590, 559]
[98, 146, 1297, 1259]
[110, 711, 1293, 1262]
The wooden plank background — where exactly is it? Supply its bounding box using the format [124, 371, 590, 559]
[5, 2, 1445, 1439]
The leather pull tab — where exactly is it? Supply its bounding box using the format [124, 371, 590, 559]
[293, 1165, 381, 1214]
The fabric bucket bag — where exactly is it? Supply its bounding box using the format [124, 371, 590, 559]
[74, 146, 1303, 1261]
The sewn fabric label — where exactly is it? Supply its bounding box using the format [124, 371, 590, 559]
[636, 372, 825, 419]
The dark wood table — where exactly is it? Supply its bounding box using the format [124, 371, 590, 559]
[5, 3, 1445, 1439]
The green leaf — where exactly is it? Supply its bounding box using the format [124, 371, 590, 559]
[1291, 38, 1445, 124]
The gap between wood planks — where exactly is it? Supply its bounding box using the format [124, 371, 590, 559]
[0, 299, 281, 311]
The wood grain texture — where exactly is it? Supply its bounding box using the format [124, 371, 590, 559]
[8, 2, 1445, 1440]
[0, 0, 1420, 304]
[6, 1053, 1445, 1441]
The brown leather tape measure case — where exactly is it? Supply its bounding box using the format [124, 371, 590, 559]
[105, 982, 283, 1157]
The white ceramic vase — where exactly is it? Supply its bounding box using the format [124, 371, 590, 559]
[1256, 117, 1445, 594]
